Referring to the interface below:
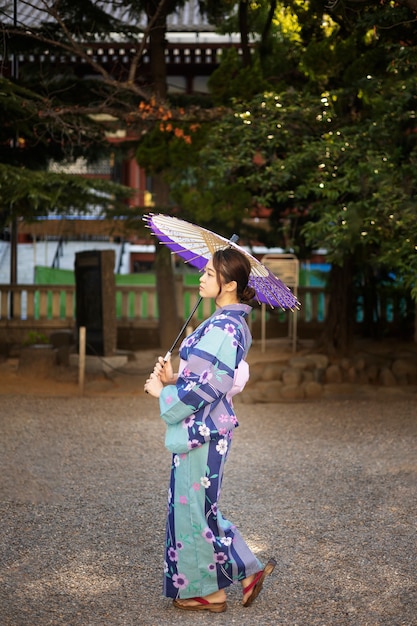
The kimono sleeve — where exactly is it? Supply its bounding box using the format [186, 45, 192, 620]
[159, 320, 242, 425]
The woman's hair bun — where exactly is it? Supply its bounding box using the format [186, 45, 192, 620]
[241, 285, 256, 303]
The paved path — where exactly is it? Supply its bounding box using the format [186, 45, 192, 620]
[0, 392, 416, 625]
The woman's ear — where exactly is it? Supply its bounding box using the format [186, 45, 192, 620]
[224, 280, 237, 293]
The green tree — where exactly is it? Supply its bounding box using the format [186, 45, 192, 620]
[0, 0, 191, 347]
[166, 1, 417, 352]
[6, 0, 417, 353]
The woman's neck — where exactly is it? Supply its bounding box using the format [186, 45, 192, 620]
[215, 293, 239, 308]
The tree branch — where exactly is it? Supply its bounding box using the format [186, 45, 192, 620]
[327, 0, 417, 13]
[3, 0, 167, 100]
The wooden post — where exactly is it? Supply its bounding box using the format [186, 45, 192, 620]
[78, 326, 86, 393]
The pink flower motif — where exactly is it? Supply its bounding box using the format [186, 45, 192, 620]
[172, 573, 189, 590]
[168, 547, 178, 562]
[218, 414, 229, 423]
[180, 453, 187, 460]
[192, 482, 201, 491]
[214, 552, 228, 565]
[165, 395, 173, 405]
[183, 367, 191, 376]
[218, 428, 227, 436]
[202, 527, 215, 543]
[179, 495, 188, 505]
[230, 415, 238, 425]
[188, 439, 201, 450]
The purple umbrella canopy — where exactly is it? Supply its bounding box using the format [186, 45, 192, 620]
[144, 213, 299, 310]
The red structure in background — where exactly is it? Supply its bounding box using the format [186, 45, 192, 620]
[120, 158, 148, 208]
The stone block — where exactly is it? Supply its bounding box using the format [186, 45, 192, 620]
[18, 345, 58, 378]
[367, 365, 379, 383]
[378, 367, 397, 387]
[305, 354, 329, 370]
[346, 366, 357, 383]
[392, 359, 417, 381]
[302, 370, 314, 383]
[357, 370, 370, 385]
[288, 356, 314, 370]
[282, 367, 303, 386]
[325, 364, 343, 384]
[246, 362, 265, 384]
[303, 381, 323, 399]
[262, 362, 285, 382]
[323, 383, 357, 397]
[69, 353, 128, 374]
[49, 331, 75, 366]
[250, 380, 283, 403]
[280, 384, 305, 401]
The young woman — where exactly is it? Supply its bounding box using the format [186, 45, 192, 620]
[144, 247, 276, 613]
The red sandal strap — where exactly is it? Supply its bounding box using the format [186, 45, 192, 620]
[242, 570, 263, 595]
[193, 597, 209, 605]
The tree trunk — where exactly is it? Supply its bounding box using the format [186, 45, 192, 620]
[151, 173, 180, 351]
[317, 257, 354, 356]
[146, 1, 168, 100]
[259, 0, 277, 64]
[414, 300, 417, 343]
[238, 1, 251, 67]
[145, 2, 179, 350]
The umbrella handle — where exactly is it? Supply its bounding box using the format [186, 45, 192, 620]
[145, 295, 202, 393]
[165, 295, 202, 357]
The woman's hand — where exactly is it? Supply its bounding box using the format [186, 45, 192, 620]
[144, 355, 177, 396]
[153, 356, 176, 385]
[144, 372, 163, 398]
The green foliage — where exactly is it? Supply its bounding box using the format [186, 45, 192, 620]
[0, 163, 132, 227]
[170, 61, 417, 294]
[135, 122, 208, 174]
[208, 49, 270, 105]
[172, 1, 417, 310]
[22, 331, 50, 346]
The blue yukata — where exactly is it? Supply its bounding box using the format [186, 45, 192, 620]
[158, 303, 263, 599]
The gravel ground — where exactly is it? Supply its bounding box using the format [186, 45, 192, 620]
[0, 391, 416, 626]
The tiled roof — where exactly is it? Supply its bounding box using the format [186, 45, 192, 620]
[1, 0, 220, 32]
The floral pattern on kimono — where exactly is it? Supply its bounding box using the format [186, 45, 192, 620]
[159, 303, 252, 454]
[159, 303, 263, 599]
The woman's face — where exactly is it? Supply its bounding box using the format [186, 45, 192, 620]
[199, 258, 220, 299]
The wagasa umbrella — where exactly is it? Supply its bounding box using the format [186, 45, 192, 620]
[143, 213, 299, 359]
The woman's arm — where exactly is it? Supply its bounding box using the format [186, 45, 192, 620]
[159, 320, 244, 424]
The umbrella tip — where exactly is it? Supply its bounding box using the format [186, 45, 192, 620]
[229, 234, 239, 244]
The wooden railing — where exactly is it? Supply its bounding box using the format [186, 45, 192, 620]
[0, 282, 412, 348]
[0, 283, 324, 325]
